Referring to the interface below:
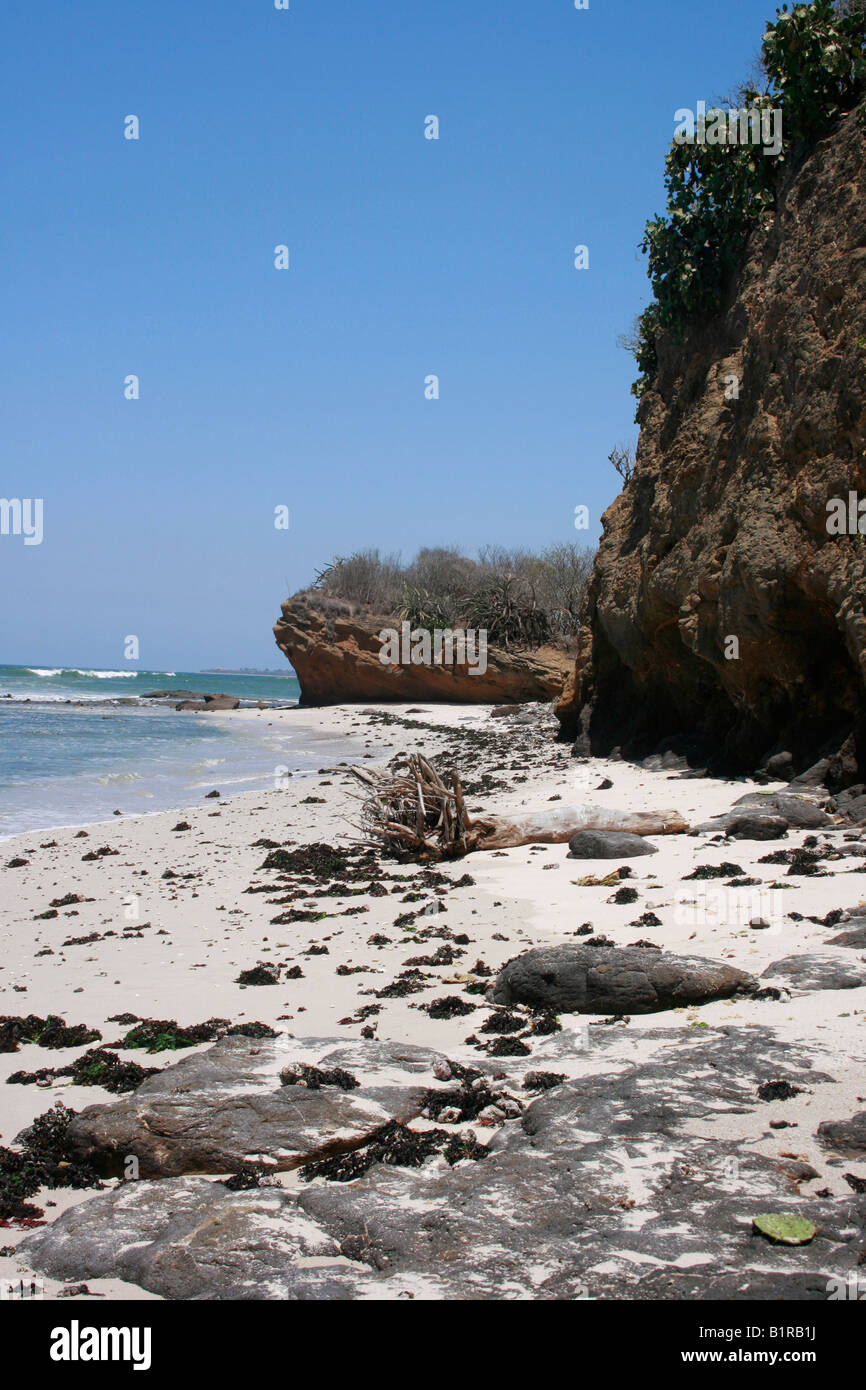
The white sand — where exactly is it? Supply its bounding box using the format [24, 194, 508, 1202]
[2, 701, 865, 1299]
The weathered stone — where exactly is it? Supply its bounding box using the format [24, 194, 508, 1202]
[817, 1112, 866, 1157]
[54, 1036, 437, 1177]
[555, 103, 866, 778]
[567, 829, 657, 859]
[18, 1178, 360, 1300]
[273, 601, 572, 706]
[492, 945, 755, 1014]
[690, 792, 828, 837]
[760, 953, 866, 993]
[21, 1027, 855, 1301]
[825, 927, 866, 948]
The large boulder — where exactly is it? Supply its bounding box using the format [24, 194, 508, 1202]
[567, 829, 657, 859]
[825, 926, 866, 948]
[491, 945, 755, 1014]
[690, 792, 829, 837]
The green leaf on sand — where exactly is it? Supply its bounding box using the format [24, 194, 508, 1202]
[752, 1213, 816, 1246]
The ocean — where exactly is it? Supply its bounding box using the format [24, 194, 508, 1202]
[0, 665, 360, 838]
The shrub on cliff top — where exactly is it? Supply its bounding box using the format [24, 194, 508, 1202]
[304, 543, 594, 645]
[631, 1, 866, 405]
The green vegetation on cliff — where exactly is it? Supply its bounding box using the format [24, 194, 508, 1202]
[632, 0, 866, 405]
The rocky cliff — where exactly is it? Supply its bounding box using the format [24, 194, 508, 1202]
[274, 600, 572, 705]
[557, 102, 866, 778]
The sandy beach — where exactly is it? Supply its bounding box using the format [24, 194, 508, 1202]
[2, 699, 865, 1300]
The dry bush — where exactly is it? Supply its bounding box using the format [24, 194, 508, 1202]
[303, 541, 595, 646]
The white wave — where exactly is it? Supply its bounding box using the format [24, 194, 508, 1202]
[95, 771, 143, 785]
[24, 668, 139, 679]
[74, 670, 138, 678]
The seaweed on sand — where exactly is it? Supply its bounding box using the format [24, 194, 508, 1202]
[0, 1014, 101, 1053]
[7, 1048, 158, 1095]
[113, 1017, 232, 1051]
[0, 1103, 103, 1221]
[682, 862, 745, 880]
[425, 996, 476, 1019]
[479, 1010, 524, 1035]
[259, 843, 352, 877]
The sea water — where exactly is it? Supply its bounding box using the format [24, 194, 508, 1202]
[0, 666, 360, 838]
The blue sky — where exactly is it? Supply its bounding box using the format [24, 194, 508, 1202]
[1, 0, 776, 669]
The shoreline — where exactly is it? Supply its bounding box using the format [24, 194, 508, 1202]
[2, 701, 866, 1299]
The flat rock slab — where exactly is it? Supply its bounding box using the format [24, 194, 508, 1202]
[691, 793, 829, 837]
[54, 1036, 439, 1177]
[567, 830, 657, 859]
[22, 1026, 858, 1301]
[825, 927, 866, 948]
[17, 1177, 361, 1301]
[761, 953, 866, 993]
[492, 945, 755, 1015]
[817, 1111, 866, 1156]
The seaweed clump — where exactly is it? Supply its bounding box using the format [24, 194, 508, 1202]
[0, 1103, 103, 1221]
[7, 1048, 158, 1095]
[260, 843, 352, 877]
[0, 1014, 101, 1053]
[114, 1017, 232, 1051]
[235, 963, 281, 986]
[299, 1119, 487, 1183]
[280, 1063, 359, 1091]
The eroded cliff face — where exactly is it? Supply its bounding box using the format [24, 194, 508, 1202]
[274, 600, 572, 705]
[557, 103, 866, 776]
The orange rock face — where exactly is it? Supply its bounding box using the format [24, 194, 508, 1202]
[273, 601, 572, 706]
[558, 105, 866, 774]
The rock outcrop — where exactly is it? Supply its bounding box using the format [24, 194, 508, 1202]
[21, 1026, 861, 1301]
[58, 1036, 433, 1178]
[557, 102, 866, 777]
[274, 599, 572, 705]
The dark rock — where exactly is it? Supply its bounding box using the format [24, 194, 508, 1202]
[21, 1027, 853, 1301]
[761, 953, 866, 992]
[567, 830, 657, 860]
[691, 793, 828, 837]
[492, 945, 755, 1015]
[725, 814, 789, 841]
[817, 1112, 866, 1157]
[763, 752, 794, 780]
[58, 1036, 436, 1178]
[789, 760, 832, 789]
[825, 926, 866, 948]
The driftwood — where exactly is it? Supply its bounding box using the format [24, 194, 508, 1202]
[350, 755, 688, 860]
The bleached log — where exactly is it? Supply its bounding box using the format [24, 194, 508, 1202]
[468, 804, 688, 851]
[349, 755, 687, 859]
